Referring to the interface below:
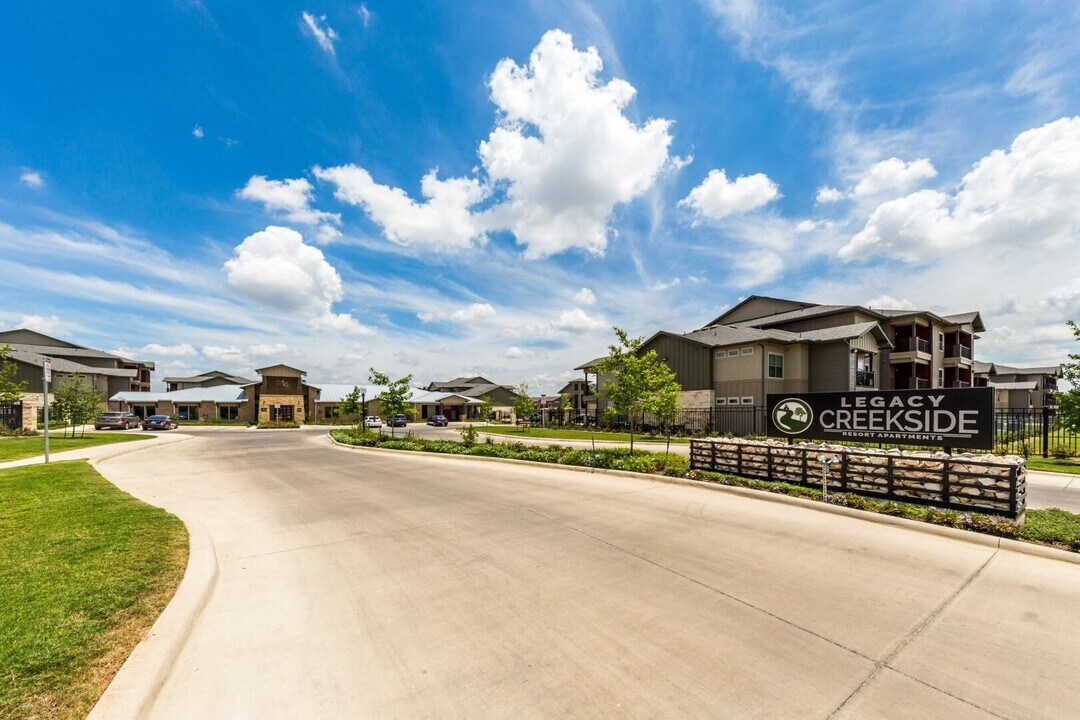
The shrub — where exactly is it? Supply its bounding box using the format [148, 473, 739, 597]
[460, 424, 478, 446]
[1051, 445, 1072, 460]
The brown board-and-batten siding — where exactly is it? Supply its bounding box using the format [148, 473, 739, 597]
[640, 334, 713, 391]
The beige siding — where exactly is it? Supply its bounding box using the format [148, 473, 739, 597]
[713, 342, 809, 404]
[718, 298, 809, 324]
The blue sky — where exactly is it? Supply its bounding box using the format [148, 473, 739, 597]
[2, 1, 1079, 391]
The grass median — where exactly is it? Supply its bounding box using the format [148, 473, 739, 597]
[332, 429, 1080, 554]
[0, 432, 153, 463]
[475, 425, 692, 444]
[1026, 457, 1080, 475]
[0, 461, 187, 720]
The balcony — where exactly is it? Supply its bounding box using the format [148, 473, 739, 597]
[912, 378, 930, 389]
[855, 370, 875, 388]
[946, 344, 972, 359]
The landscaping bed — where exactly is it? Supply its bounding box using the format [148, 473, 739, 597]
[331, 429, 1080, 554]
[0, 432, 152, 463]
[0, 461, 187, 719]
[477, 425, 691, 444]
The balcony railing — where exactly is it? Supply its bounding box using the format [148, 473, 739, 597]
[913, 378, 930, 389]
[855, 370, 875, 387]
[896, 337, 932, 354]
[947, 344, 973, 359]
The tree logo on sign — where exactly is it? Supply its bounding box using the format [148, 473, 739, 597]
[772, 398, 813, 434]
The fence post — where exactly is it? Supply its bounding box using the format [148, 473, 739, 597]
[942, 458, 950, 506]
[1042, 406, 1050, 458]
[710, 441, 716, 472]
[840, 451, 848, 491]
[886, 456, 894, 497]
[736, 443, 743, 476]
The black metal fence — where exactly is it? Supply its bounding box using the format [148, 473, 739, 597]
[541, 405, 1076, 458]
[0, 402, 23, 431]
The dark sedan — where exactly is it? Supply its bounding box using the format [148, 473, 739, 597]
[427, 415, 449, 427]
[94, 412, 140, 430]
[141, 415, 179, 431]
[389, 414, 408, 428]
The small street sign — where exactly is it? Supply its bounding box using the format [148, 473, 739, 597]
[43, 356, 52, 383]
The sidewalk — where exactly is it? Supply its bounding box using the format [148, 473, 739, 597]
[0, 432, 189, 470]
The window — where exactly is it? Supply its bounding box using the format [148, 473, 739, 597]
[741, 397, 754, 405]
[938, 332, 944, 352]
[728, 397, 740, 405]
[938, 369, 945, 387]
[741, 347, 753, 355]
[715, 351, 725, 360]
[177, 404, 200, 421]
[324, 406, 335, 419]
[727, 348, 739, 357]
[716, 398, 727, 405]
[219, 405, 238, 420]
[768, 353, 784, 379]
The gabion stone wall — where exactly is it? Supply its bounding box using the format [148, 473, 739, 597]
[690, 437, 1026, 517]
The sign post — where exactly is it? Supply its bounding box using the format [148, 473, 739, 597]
[43, 356, 52, 464]
[540, 395, 546, 428]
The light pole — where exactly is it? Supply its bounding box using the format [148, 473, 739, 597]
[360, 386, 367, 428]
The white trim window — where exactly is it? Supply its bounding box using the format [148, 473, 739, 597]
[715, 351, 725, 360]
[740, 396, 754, 405]
[727, 348, 739, 357]
[741, 347, 753, 355]
[727, 396, 740, 405]
[768, 353, 784, 379]
[938, 368, 945, 386]
[938, 332, 945, 352]
[716, 398, 727, 405]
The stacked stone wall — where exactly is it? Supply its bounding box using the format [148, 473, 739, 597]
[690, 437, 1025, 517]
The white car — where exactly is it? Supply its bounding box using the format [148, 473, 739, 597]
[363, 416, 383, 429]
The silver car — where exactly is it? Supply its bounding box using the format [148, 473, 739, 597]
[94, 411, 140, 430]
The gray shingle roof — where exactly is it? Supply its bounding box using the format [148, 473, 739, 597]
[574, 356, 609, 371]
[7, 347, 137, 377]
[110, 384, 249, 403]
[726, 304, 860, 329]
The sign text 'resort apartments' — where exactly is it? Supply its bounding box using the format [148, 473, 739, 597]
[766, 388, 995, 450]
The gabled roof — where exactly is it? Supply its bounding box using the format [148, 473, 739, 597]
[704, 296, 819, 327]
[988, 381, 1039, 391]
[972, 362, 1059, 377]
[0, 328, 84, 349]
[110, 384, 249, 403]
[682, 325, 801, 346]
[574, 356, 610, 371]
[726, 304, 887, 330]
[5, 347, 137, 377]
[162, 369, 257, 384]
[797, 321, 893, 346]
[255, 363, 306, 376]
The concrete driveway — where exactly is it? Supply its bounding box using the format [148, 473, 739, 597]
[96, 428, 1080, 719]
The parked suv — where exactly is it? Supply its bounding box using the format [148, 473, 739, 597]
[94, 412, 140, 430]
[389, 414, 408, 428]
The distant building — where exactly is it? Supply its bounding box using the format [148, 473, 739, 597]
[575, 295, 987, 412]
[163, 370, 256, 392]
[423, 376, 521, 421]
[0, 328, 154, 431]
[974, 361, 1061, 410]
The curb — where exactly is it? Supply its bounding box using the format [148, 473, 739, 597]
[326, 434, 1080, 566]
[85, 520, 219, 720]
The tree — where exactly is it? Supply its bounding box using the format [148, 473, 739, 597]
[560, 392, 572, 425]
[1058, 321, 1080, 432]
[369, 368, 413, 437]
[596, 327, 684, 451]
[477, 395, 494, 426]
[0, 344, 27, 405]
[51, 374, 101, 438]
[512, 381, 536, 430]
[648, 369, 682, 454]
[337, 386, 362, 427]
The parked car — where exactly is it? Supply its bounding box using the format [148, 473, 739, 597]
[389, 414, 408, 428]
[363, 415, 383, 429]
[142, 415, 179, 431]
[427, 414, 449, 427]
[94, 412, 140, 430]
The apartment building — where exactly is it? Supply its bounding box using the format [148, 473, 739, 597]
[578, 296, 986, 411]
[423, 376, 521, 420]
[163, 370, 256, 391]
[974, 361, 1061, 410]
[0, 328, 154, 431]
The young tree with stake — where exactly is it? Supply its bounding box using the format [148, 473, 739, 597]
[369, 368, 413, 438]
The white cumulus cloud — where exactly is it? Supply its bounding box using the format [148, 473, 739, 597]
[316, 29, 675, 258]
[505, 346, 524, 358]
[19, 170, 44, 189]
[417, 302, 497, 324]
[841, 117, 1080, 260]
[573, 288, 596, 305]
[314, 165, 487, 250]
[192, 125, 204, 139]
[679, 169, 780, 221]
[864, 295, 916, 311]
[223, 225, 373, 335]
[301, 12, 338, 55]
[852, 157, 937, 198]
[202, 346, 248, 365]
[238, 176, 341, 242]
[551, 308, 607, 332]
[815, 186, 844, 204]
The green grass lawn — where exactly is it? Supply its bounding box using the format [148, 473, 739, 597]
[0, 432, 153, 463]
[476, 425, 692, 444]
[0, 461, 187, 720]
[1026, 457, 1080, 475]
